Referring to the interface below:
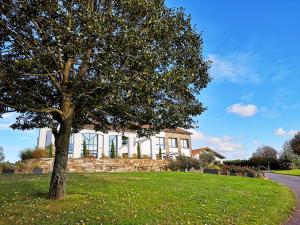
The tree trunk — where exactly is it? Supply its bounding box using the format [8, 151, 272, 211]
[48, 118, 72, 199]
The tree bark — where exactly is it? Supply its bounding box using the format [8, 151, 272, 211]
[48, 118, 72, 199]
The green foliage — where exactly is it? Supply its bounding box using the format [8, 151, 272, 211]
[19, 148, 34, 161]
[290, 132, 300, 155]
[169, 155, 200, 171]
[32, 148, 48, 159]
[221, 164, 257, 177]
[110, 142, 116, 159]
[0, 0, 210, 136]
[279, 140, 300, 169]
[47, 144, 54, 158]
[199, 152, 215, 167]
[0, 173, 295, 225]
[251, 146, 278, 170]
[137, 143, 141, 159]
[158, 146, 162, 159]
[0, 146, 4, 162]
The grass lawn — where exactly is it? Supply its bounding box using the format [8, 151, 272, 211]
[0, 172, 295, 225]
[273, 169, 300, 176]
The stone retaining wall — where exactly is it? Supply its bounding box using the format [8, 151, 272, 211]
[23, 158, 170, 173]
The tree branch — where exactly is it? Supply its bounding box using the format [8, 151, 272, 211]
[0, 101, 63, 116]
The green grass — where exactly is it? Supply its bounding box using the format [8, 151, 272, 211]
[0, 172, 295, 225]
[273, 169, 300, 176]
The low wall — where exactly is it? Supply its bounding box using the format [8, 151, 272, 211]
[23, 158, 170, 173]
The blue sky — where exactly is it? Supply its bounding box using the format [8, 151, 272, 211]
[1, 0, 299, 162]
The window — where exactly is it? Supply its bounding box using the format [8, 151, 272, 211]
[82, 133, 98, 158]
[68, 134, 74, 157]
[156, 137, 165, 150]
[109, 135, 118, 157]
[168, 138, 177, 148]
[122, 136, 129, 146]
[181, 139, 189, 148]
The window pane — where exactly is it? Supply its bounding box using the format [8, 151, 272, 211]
[169, 138, 177, 148]
[81, 133, 98, 158]
[109, 135, 118, 157]
[181, 139, 189, 148]
[156, 137, 165, 150]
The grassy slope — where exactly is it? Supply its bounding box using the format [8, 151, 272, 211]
[0, 172, 295, 225]
[273, 169, 300, 176]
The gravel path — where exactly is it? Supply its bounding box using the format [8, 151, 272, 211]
[266, 173, 300, 225]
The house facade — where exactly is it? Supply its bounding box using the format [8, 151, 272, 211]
[191, 147, 225, 164]
[37, 127, 192, 160]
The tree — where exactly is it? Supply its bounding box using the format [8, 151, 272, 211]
[290, 132, 300, 155]
[159, 146, 162, 159]
[0, 146, 4, 162]
[0, 0, 210, 199]
[110, 141, 116, 158]
[199, 152, 215, 167]
[137, 143, 142, 159]
[251, 146, 278, 170]
[279, 140, 300, 169]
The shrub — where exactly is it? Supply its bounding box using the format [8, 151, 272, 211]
[199, 152, 215, 167]
[14, 161, 26, 169]
[47, 144, 54, 158]
[110, 141, 116, 158]
[221, 164, 257, 177]
[20, 148, 34, 160]
[0, 162, 15, 169]
[32, 148, 48, 159]
[168, 156, 201, 171]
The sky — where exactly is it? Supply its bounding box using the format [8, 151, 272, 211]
[1, 0, 300, 162]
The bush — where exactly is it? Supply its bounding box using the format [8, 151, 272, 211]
[0, 162, 15, 169]
[221, 164, 257, 177]
[32, 148, 48, 159]
[20, 148, 34, 160]
[199, 152, 215, 167]
[168, 156, 200, 171]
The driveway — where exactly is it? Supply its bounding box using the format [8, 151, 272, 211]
[266, 173, 300, 225]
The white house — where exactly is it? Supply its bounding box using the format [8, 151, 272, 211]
[37, 126, 192, 160]
[191, 147, 225, 164]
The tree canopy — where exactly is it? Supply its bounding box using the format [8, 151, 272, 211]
[0, 0, 210, 199]
[290, 132, 300, 155]
[252, 146, 278, 159]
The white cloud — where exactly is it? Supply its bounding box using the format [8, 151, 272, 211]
[226, 103, 258, 117]
[188, 129, 205, 141]
[189, 129, 248, 159]
[274, 128, 298, 137]
[208, 52, 260, 83]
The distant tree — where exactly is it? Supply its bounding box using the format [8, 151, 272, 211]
[137, 143, 142, 159]
[279, 141, 300, 169]
[0, 0, 210, 199]
[110, 142, 116, 159]
[290, 132, 300, 155]
[251, 146, 278, 170]
[159, 146, 162, 159]
[0, 146, 4, 162]
[199, 151, 215, 167]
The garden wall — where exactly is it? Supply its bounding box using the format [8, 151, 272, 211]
[22, 158, 170, 173]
